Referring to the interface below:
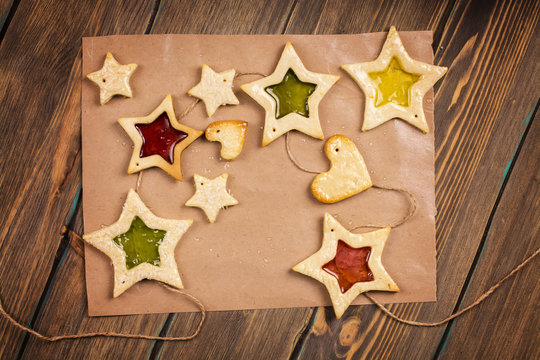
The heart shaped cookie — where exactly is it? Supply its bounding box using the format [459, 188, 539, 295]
[311, 135, 372, 203]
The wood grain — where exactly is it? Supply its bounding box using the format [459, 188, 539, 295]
[0, 0, 158, 359]
[292, 0, 540, 358]
[0, 0, 537, 358]
[149, 1, 322, 359]
[150, 0, 295, 34]
[0, 0, 14, 34]
[439, 110, 539, 359]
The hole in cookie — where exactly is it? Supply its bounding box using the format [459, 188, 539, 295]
[102, 79, 106, 83]
[414, 114, 418, 118]
[216, 130, 220, 133]
[335, 148, 339, 152]
[200, 182, 204, 186]
[223, 79, 227, 82]
[273, 128, 276, 132]
[331, 229, 334, 232]
[136, 162, 139, 166]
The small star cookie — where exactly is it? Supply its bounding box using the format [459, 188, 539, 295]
[293, 213, 399, 318]
[86, 52, 137, 105]
[342, 26, 447, 133]
[188, 64, 240, 117]
[83, 189, 193, 297]
[311, 135, 372, 203]
[185, 173, 238, 223]
[241, 42, 340, 146]
[118, 94, 203, 181]
[205, 120, 248, 160]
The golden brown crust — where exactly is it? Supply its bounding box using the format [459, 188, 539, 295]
[117, 94, 202, 181]
[241, 42, 339, 146]
[342, 26, 447, 133]
[205, 120, 248, 160]
[292, 213, 399, 318]
[311, 135, 372, 203]
[83, 189, 192, 297]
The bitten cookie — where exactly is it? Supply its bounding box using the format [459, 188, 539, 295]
[205, 120, 248, 160]
[311, 135, 372, 203]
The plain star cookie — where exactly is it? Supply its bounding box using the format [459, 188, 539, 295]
[241, 42, 340, 146]
[311, 135, 372, 203]
[293, 213, 399, 318]
[342, 26, 447, 133]
[83, 189, 193, 297]
[117, 94, 203, 181]
[188, 64, 240, 117]
[185, 173, 238, 223]
[86, 52, 137, 105]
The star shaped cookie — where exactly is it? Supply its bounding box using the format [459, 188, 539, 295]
[83, 189, 193, 297]
[86, 52, 137, 105]
[342, 26, 447, 133]
[188, 64, 239, 117]
[118, 94, 203, 181]
[185, 173, 238, 223]
[241, 42, 340, 146]
[293, 213, 399, 318]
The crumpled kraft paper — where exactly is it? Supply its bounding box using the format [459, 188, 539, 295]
[82, 32, 437, 316]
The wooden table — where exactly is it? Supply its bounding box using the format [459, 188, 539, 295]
[0, 0, 538, 359]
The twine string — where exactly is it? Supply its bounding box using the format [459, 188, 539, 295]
[349, 185, 417, 230]
[285, 132, 321, 174]
[286, 133, 417, 229]
[364, 246, 540, 326]
[0, 245, 537, 339]
[0, 280, 206, 342]
[235, 71, 268, 79]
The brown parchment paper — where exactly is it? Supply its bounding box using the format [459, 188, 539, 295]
[82, 33, 437, 316]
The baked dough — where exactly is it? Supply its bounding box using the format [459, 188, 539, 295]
[293, 213, 399, 318]
[185, 173, 239, 223]
[311, 135, 372, 203]
[188, 64, 239, 117]
[205, 120, 248, 160]
[86, 52, 137, 105]
[342, 26, 447, 133]
[241, 42, 339, 146]
[117, 94, 202, 181]
[83, 189, 192, 297]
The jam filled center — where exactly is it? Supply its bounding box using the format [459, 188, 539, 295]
[113, 216, 166, 270]
[265, 69, 317, 119]
[322, 240, 374, 293]
[135, 112, 188, 164]
[368, 57, 420, 108]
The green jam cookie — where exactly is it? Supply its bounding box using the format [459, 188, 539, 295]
[113, 216, 166, 269]
[265, 69, 317, 119]
[368, 57, 420, 107]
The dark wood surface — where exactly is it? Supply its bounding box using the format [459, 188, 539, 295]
[0, 0, 538, 359]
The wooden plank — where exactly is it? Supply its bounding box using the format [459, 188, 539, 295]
[439, 109, 539, 359]
[292, 0, 540, 358]
[149, 0, 295, 34]
[0, 0, 158, 358]
[156, 1, 458, 359]
[150, 1, 319, 359]
[286, 0, 453, 34]
[0, 0, 14, 34]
